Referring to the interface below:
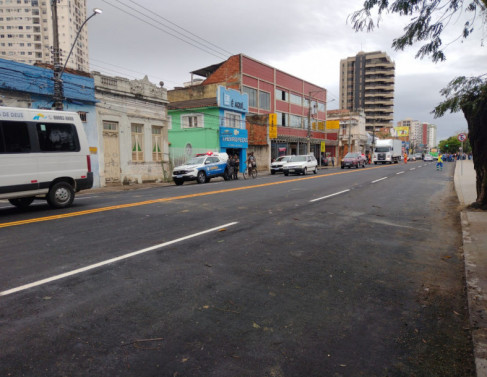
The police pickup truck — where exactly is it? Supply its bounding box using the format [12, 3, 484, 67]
[172, 152, 230, 185]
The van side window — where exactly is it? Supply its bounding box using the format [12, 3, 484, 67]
[36, 123, 80, 152]
[0, 121, 31, 153]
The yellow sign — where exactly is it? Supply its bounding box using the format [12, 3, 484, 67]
[321, 141, 326, 152]
[326, 120, 340, 130]
[269, 113, 277, 126]
[318, 121, 325, 130]
[395, 126, 409, 137]
[269, 113, 277, 139]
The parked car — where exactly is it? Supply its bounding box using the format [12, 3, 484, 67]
[414, 153, 423, 160]
[408, 155, 416, 161]
[423, 154, 434, 162]
[270, 155, 293, 174]
[341, 152, 365, 169]
[172, 152, 229, 185]
[283, 155, 318, 176]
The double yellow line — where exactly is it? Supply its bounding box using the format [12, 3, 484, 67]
[0, 167, 382, 228]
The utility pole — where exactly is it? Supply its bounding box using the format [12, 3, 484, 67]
[51, 2, 102, 110]
[51, 0, 63, 110]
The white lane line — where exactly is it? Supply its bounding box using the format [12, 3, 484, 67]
[396, 171, 405, 175]
[75, 196, 100, 200]
[371, 177, 388, 183]
[0, 222, 238, 297]
[310, 189, 350, 203]
[409, 168, 416, 171]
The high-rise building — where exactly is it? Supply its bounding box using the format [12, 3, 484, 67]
[427, 124, 437, 149]
[339, 51, 395, 134]
[0, 0, 90, 72]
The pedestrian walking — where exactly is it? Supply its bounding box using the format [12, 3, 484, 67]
[404, 153, 408, 164]
[436, 154, 443, 171]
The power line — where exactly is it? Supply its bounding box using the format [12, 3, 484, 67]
[100, 0, 230, 61]
[122, 0, 234, 57]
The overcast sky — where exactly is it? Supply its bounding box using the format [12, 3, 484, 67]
[86, 0, 486, 142]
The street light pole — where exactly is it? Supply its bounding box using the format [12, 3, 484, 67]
[51, 5, 102, 110]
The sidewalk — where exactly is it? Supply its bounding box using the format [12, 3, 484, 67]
[454, 159, 487, 377]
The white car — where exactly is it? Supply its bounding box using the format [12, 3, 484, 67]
[423, 154, 434, 162]
[283, 155, 318, 176]
[270, 155, 293, 174]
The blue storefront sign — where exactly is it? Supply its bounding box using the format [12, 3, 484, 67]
[217, 86, 248, 112]
[220, 127, 248, 148]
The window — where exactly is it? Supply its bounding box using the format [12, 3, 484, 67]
[152, 126, 163, 162]
[276, 88, 288, 101]
[276, 112, 288, 127]
[317, 102, 325, 112]
[0, 121, 31, 153]
[290, 93, 302, 106]
[290, 115, 302, 128]
[131, 123, 144, 161]
[224, 111, 241, 128]
[167, 115, 172, 130]
[243, 86, 257, 107]
[77, 111, 87, 122]
[103, 121, 118, 131]
[259, 90, 270, 110]
[181, 113, 203, 129]
[36, 123, 80, 152]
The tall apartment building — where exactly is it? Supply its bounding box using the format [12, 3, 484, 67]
[0, 0, 90, 72]
[339, 51, 395, 133]
[427, 123, 437, 149]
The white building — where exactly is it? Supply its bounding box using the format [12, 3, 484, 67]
[427, 124, 437, 149]
[93, 72, 171, 186]
[0, 0, 90, 72]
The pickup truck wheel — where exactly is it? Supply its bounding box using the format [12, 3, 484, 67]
[9, 197, 35, 209]
[303, 167, 307, 175]
[197, 171, 206, 184]
[174, 178, 184, 186]
[313, 167, 317, 174]
[47, 181, 75, 209]
[271, 171, 276, 175]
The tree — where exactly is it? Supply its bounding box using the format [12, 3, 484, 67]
[350, 0, 487, 209]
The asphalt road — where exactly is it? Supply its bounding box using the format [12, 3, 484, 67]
[0, 161, 475, 376]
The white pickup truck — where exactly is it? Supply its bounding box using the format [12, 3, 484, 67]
[172, 152, 230, 185]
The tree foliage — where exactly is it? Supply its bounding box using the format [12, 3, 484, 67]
[350, 0, 487, 62]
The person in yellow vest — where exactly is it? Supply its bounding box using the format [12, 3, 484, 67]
[436, 154, 443, 171]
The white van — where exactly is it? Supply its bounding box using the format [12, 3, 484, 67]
[0, 107, 93, 209]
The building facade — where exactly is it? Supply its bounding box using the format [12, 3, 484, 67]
[327, 109, 368, 159]
[0, 0, 91, 72]
[0, 57, 100, 186]
[339, 51, 395, 134]
[169, 54, 329, 166]
[427, 123, 437, 150]
[93, 72, 169, 185]
[168, 86, 249, 171]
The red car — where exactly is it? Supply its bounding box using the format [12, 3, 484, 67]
[341, 152, 365, 169]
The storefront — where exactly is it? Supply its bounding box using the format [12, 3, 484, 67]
[217, 86, 249, 172]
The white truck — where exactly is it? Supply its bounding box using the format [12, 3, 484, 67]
[373, 139, 402, 164]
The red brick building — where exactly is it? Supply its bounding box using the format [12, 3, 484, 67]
[169, 54, 331, 166]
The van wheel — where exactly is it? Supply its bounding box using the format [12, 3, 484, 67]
[47, 182, 75, 208]
[9, 197, 35, 209]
